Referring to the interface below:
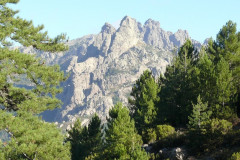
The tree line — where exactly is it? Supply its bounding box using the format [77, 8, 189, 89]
[66, 20, 240, 159]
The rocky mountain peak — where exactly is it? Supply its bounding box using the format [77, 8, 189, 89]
[144, 18, 160, 29]
[169, 29, 190, 47]
[101, 23, 116, 34]
[108, 16, 143, 57]
[120, 16, 138, 27]
[38, 16, 201, 129]
[174, 29, 189, 38]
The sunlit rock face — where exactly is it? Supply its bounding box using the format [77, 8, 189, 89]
[19, 16, 201, 128]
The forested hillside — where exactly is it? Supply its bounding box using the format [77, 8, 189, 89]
[66, 20, 240, 159]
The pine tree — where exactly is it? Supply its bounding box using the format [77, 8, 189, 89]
[193, 53, 215, 105]
[103, 102, 148, 160]
[87, 114, 102, 157]
[0, 0, 68, 113]
[67, 114, 102, 160]
[215, 21, 239, 63]
[0, 1, 70, 159]
[0, 111, 70, 159]
[188, 96, 212, 129]
[217, 21, 240, 117]
[159, 40, 197, 126]
[128, 70, 160, 142]
[67, 119, 88, 160]
[189, 47, 235, 120]
[207, 21, 240, 117]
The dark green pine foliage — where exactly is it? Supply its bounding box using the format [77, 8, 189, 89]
[159, 40, 197, 126]
[210, 21, 240, 64]
[189, 52, 217, 120]
[0, 0, 68, 113]
[207, 21, 239, 117]
[215, 21, 240, 116]
[191, 52, 215, 108]
[212, 57, 235, 119]
[0, 111, 70, 160]
[67, 114, 102, 160]
[188, 95, 212, 129]
[0, 0, 70, 159]
[87, 114, 102, 157]
[188, 48, 234, 120]
[67, 119, 88, 160]
[103, 102, 149, 160]
[128, 70, 160, 142]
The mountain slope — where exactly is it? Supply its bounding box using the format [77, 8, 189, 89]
[19, 16, 201, 128]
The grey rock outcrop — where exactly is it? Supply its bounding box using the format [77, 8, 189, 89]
[108, 16, 143, 58]
[23, 16, 201, 128]
[142, 144, 153, 152]
[159, 147, 187, 160]
[144, 19, 172, 49]
[170, 147, 186, 160]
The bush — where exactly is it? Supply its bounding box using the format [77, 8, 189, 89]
[203, 119, 232, 135]
[187, 119, 233, 154]
[225, 129, 240, 147]
[155, 125, 175, 140]
[153, 132, 186, 150]
[230, 152, 240, 160]
[213, 104, 235, 120]
[145, 128, 157, 143]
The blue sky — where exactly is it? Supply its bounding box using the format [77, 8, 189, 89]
[12, 0, 240, 43]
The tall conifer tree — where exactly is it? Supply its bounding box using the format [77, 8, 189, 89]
[103, 103, 148, 160]
[67, 114, 102, 160]
[128, 70, 160, 141]
[0, 0, 70, 159]
[207, 21, 240, 117]
[188, 96, 212, 129]
[159, 40, 197, 126]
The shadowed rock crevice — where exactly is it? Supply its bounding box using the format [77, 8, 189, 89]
[77, 44, 101, 63]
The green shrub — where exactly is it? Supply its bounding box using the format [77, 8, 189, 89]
[187, 119, 233, 154]
[203, 119, 232, 135]
[213, 104, 235, 120]
[145, 128, 157, 143]
[149, 153, 161, 160]
[230, 152, 240, 160]
[153, 132, 186, 150]
[155, 125, 175, 140]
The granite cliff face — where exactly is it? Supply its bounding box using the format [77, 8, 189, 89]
[20, 16, 201, 128]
